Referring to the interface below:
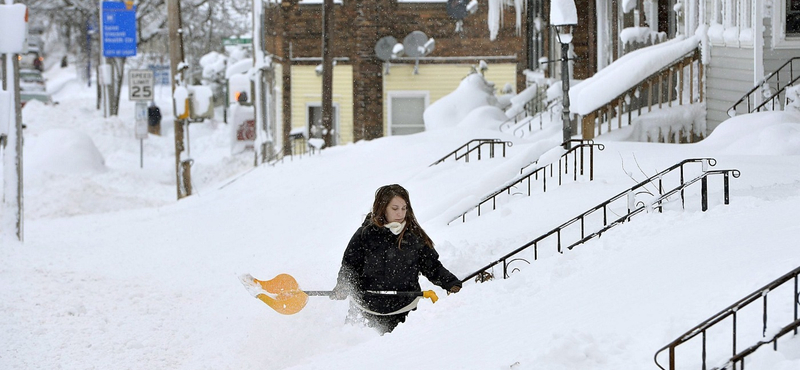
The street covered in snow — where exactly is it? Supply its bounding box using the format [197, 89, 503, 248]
[1, 58, 799, 369]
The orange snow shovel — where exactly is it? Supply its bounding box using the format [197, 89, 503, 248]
[239, 273, 438, 315]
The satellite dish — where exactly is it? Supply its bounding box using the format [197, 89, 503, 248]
[403, 31, 429, 58]
[447, 0, 468, 20]
[375, 36, 398, 62]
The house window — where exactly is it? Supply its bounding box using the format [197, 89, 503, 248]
[774, 0, 800, 48]
[788, 0, 800, 35]
[307, 104, 339, 145]
[388, 92, 428, 136]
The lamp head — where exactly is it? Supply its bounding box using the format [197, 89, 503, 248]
[550, 0, 578, 26]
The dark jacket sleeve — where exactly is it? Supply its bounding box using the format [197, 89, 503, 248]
[336, 227, 366, 294]
[419, 246, 462, 291]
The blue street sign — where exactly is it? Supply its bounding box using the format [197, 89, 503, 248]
[102, 2, 137, 57]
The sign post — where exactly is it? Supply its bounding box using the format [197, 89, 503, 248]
[0, 3, 28, 242]
[129, 69, 153, 168]
[134, 102, 147, 168]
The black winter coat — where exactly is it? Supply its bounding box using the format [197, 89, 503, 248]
[336, 217, 461, 314]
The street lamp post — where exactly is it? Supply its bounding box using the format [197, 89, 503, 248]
[550, 0, 577, 150]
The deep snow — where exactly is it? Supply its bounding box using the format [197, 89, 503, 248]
[1, 64, 799, 370]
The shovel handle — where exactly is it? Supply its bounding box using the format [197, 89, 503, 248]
[304, 290, 334, 296]
[304, 290, 438, 302]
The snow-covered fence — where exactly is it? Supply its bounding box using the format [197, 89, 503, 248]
[578, 47, 704, 143]
[728, 57, 800, 117]
[620, 27, 667, 56]
[654, 265, 800, 370]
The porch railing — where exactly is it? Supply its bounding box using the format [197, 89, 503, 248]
[580, 48, 704, 143]
[449, 140, 604, 224]
[654, 265, 800, 370]
[728, 57, 800, 117]
[461, 158, 739, 283]
[267, 133, 320, 166]
[429, 139, 513, 166]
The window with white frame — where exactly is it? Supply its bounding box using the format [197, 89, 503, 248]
[774, 0, 800, 47]
[788, 0, 800, 36]
[388, 92, 428, 136]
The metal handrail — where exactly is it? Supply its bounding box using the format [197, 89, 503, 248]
[267, 134, 320, 166]
[654, 265, 800, 370]
[449, 140, 604, 224]
[729, 57, 800, 116]
[722, 319, 800, 369]
[499, 83, 551, 132]
[429, 139, 513, 166]
[509, 98, 562, 139]
[461, 158, 737, 283]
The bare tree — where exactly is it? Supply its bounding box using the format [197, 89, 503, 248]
[20, 0, 252, 115]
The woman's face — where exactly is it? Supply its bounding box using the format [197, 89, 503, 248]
[384, 196, 407, 224]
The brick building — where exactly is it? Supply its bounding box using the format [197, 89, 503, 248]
[263, 0, 545, 149]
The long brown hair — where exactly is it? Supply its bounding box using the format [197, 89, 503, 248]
[370, 184, 434, 248]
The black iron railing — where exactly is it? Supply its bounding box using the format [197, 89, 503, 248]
[509, 98, 561, 138]
[654, 265, 800, 370]
[267, 133, 320, 166]
[429, 139, 513, 166]
[461, 158, 739, 282]
[499, 83, 551, 132]
[729, 57, 800, 117]
[449, 140, 604, 224]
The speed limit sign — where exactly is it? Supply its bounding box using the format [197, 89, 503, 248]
[129, 69, 154, 101]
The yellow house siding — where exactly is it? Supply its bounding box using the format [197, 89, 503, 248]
[382, 63, 517, 133]
[290, 65, 354, 144]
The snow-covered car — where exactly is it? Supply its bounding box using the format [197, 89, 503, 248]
[18, 69, 52, 107]
[19, 69, 45, 89]
[19, 47, 44, 71]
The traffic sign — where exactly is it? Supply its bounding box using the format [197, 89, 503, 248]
[102, 1, 137, 57]
[223, 37, 252, 46]
[129, 69, 154, 101]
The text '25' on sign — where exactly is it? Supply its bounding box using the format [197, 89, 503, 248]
[129, 69, 154, 101]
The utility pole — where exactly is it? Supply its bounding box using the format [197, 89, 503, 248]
[98, 0, 109, 118]
[1, 0, 25, 242]
[321, 0, 333, 147]
[167, 0, 192, 199]
[253, 0, 273, 165]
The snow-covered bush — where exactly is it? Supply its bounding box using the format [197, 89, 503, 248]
[423, 73, 500, 130]
[26, 128, 106, 175]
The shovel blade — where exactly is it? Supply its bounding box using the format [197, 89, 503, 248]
[256, 273, 299, 294]
[256, 290, 309, 315]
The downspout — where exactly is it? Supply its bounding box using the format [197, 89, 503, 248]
[753, 0, 764, 108]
